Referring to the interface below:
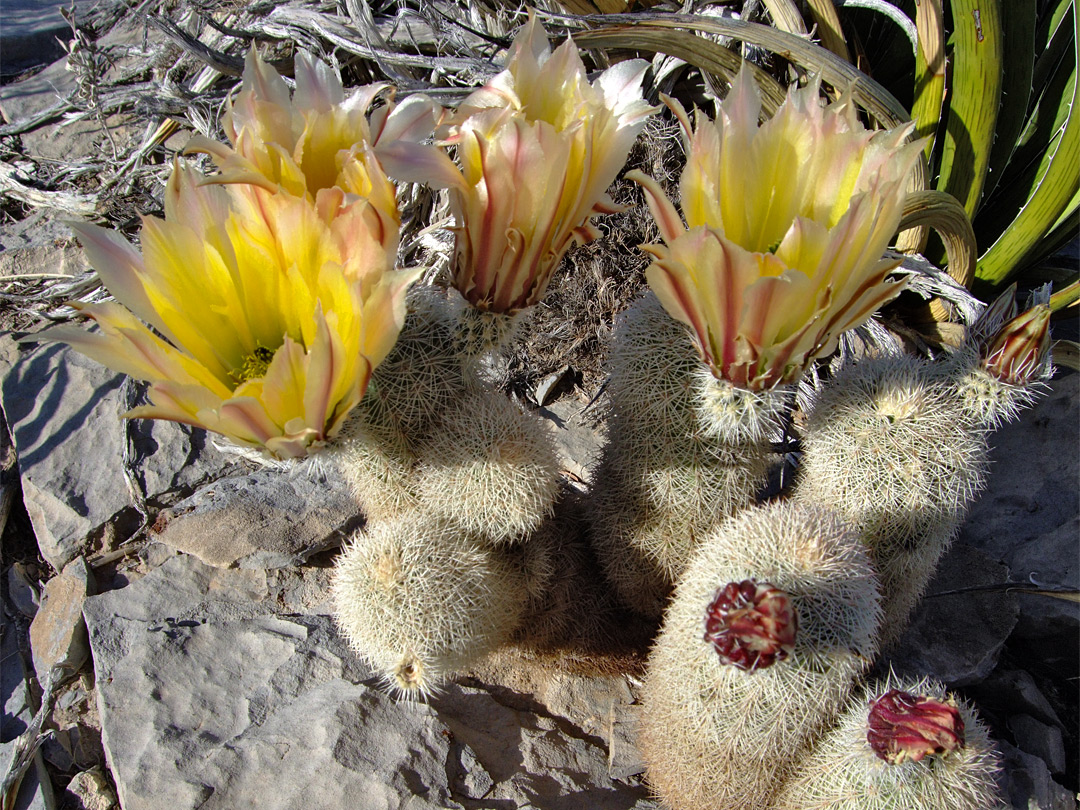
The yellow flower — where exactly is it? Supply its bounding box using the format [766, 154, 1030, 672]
[188, 50, 441, 251]
[379, 15, 655, 313]
[628, 67, 923, 390]
[47, 162, 419, 459]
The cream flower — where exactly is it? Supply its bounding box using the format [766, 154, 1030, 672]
[629, 67, 923, 390]
[380, 15, 655, 313]
[47, 162, 419, 459]
[188, 49, 441, 250]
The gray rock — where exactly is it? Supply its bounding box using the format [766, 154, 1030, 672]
[29, 556, 94, 679]
[0, 210, 75, 252]
[999, 740, 1076, 810]
[0, 336, 233, 569]
[0, 213, 87, 279]
[960, 375, 1079, 670]
[1, 611, 54, 810]
[7, 564, 40, 618]
[62, 769, 117, 810]
[882, 543, 1018, 686]
[83, 553, 656, 810]
[0, 0, 71, 75]
[150, 466, 364, 569]
[975, 669, 1063, 728]
[1007, 714, 1067, 777]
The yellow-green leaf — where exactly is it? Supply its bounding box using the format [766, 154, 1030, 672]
[936, 0, 1003, 218]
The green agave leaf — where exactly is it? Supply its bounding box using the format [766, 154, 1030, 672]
[912, 0, 946, 160]
[1049, 280, 1080, 312]
[981, 0, 1036, 202]
[936, 0, 1003, 219]
[976, 20, 1078, 286]
[1052, 339, 1080, 371]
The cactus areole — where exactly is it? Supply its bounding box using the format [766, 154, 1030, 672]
[867, 690, 966, 764]
[703, 580, 797, 670]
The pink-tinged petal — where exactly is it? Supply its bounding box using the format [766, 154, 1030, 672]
[211, 395, 281, 446]
[376, 140, 466, 189]
[241, 48, 293, 118]
[66, 221, 172, 340]
[662, 95, 694, 143]
[294, 51, 345, 113]
[626, 170, 685, 244]
[374, 94, 443, 145]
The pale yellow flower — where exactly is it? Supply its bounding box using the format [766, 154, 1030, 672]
[188, 50, 441, 251]
[629, 67, 923, 390]
[47, 162, 419, 459]
[380, 15, 655, 313]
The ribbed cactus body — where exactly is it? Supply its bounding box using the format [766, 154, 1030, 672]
[796, 355, 987, 641]
[773, 676, 1004, 810]
[590, 293, 778, 617]
[640, 503, 881, 810]
[414, 387, 562, 544]
[592, 422, 770, 617]
[333, 404, 420, 522]
[331, 512, 526, 698]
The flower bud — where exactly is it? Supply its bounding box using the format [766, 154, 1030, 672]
[982, 304, 1051, 386]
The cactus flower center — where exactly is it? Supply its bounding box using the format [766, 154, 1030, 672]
[231, 345, 278, 384]
[703, 580, 797, 670]
[867, 689, 965, 764]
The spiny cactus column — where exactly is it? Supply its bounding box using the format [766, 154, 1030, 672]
[330, 286, 468, 521]
[639, 502, 881, 810]
[590, 292, 781, 618]
[772, 676, 1004, 810]
[331, 512, 527, 698]
[794, 354, 987, 642]
[795, 293, 1052, 642]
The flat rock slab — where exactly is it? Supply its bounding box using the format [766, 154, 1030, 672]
[84, 554, 656, 810]
[151, 465, 365, 569]
[0, 336, 235, 569]
[959, 373, 1079, 671]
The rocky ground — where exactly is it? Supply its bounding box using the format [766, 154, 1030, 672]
[2, 4, 1078, 809]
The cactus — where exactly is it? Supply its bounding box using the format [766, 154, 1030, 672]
[639, 502, 881, 810]
[590, 292, 780, 617]
[331, 512, 526, 698]
[773, 676, 1004, 810]
[955, 287, 1053, 430]
[795, 354, 989, 642]
[797, 292, 1052, 644]
[414, 386, 562, 544]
